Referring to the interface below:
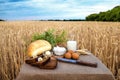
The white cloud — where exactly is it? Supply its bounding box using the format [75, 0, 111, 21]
[0, 0, 120, 20]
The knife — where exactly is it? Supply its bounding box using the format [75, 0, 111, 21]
[57, 58, 97, 67]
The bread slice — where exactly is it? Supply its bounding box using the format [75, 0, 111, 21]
[27, 40, 52, 57]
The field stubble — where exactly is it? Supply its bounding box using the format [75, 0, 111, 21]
[0, 21, 120, 80]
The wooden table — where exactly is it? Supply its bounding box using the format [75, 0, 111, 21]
[15, 54, 115, 80]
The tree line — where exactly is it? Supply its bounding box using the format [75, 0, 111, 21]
[47, 19, 85, 21]
[0, 19, 5, 21]
[86, 5, 120, 21]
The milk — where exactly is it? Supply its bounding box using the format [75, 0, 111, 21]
[67, 41, 77, 52]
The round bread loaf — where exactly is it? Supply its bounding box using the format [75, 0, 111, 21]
[27, 40, 52, 57]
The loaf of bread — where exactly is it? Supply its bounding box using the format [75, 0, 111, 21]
[27, 40, 52, 57]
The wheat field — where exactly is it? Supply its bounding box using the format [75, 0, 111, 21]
[0, 21, 120, 80]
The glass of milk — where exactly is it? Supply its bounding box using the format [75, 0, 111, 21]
[67, 41, 77, 52]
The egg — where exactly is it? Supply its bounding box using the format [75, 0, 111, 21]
[38, 57, 43, 62]
[64, 52, 71, 59]
[68, 50, 74, 54]
[72, 53, 79, 60]
[45, 51, 51, 57]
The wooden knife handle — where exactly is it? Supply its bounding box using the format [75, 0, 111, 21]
[76, 60, 97, 67]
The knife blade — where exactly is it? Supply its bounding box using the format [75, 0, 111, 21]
[57, 58, 97, 67]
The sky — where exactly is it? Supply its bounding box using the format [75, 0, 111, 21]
[0, 0, 120, 20]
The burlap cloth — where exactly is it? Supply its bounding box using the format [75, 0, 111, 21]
[15, 54, 115, 80]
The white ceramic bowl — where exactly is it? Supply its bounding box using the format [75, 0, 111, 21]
[53, 46, 66, 56]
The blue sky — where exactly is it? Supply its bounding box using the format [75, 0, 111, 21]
[0, 0, 120, 20]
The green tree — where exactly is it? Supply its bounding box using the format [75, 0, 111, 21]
[86, 13, 98, 21]
[85, 5, 120, 21]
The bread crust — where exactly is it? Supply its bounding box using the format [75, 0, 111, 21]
[27, 40, 52, 57]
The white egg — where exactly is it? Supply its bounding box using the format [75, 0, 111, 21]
[38, 57, 43, 62]
[45, 51, 51, 57]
